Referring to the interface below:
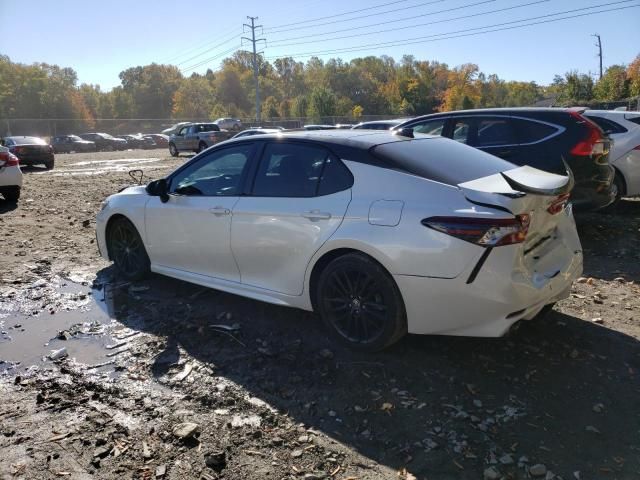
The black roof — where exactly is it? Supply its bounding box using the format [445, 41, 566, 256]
[227, 129, 432, 150]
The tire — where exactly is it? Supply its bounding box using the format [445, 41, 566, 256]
[535, 302, 556, 320]
[316, 253, 407, 351]
[169, 143, 179, 157]
[198, 141, 208, 153]
[2, 186, 20, 202]
[104, 144, 114, 152]
[602, 171, 625, 211]
[107, 217, 150, 281]
[44, 158, 54, 170]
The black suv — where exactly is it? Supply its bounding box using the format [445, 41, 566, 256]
[394, 108, 615, 211]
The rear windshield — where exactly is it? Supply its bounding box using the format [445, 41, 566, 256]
[625, 115, 640, 126]
[9, 136, 46, 145]
[371, 136, 516, 186]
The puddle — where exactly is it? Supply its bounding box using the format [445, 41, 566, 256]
[0, 278, 123, 373]
[34, 158, 162, 176]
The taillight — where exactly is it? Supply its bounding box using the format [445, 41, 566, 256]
[569, 111, 605, 156]
[422, 214, 530, 247]
[0, 152, 19, 167]
[547, 193, 570, 215]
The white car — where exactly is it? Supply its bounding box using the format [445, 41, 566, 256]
[96, 130, 582, 350]
[213, 118, 242, 131]
[583, 110, 640, 202]
[0, 146, 22, 202]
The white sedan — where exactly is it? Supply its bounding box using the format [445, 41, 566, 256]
[96, 130, 582, 350]
[0, 146, 22, 202]
[584, 110, 640, 203]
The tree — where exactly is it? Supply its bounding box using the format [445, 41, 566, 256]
[309, 86, 337, 120]
[292, 95, 309, 118]
[440, 64, 481, 111]
[263, 96, 280, 119]
[172, 77, 215, 119]
[628, 55, 640, 97]
[118, 64, 183, 117]
[594, 65, 629, 101]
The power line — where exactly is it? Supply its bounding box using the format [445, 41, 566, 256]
[264, 0, 432, 31]
[180, 45, 242, 74]
[161, 27, 241, 64]
[266, 0, 447, 34]
[175, 31, 241, 67]
[269, 0, 543, 47]
[265, 2, 640, 60]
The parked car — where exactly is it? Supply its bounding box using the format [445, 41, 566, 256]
[79, 133, 127, 151]
[168, 123, 233, 156]
[51, 135, 96, 153]
[213, 118, 242, 131]
[303, 125, 337, 130]
[96, 130, 582, 351]
[394, 108, 615, 211]
[352, 119, 409, 130]
[583, 110, 640, 204]
[144, 134, 170, 148]
[161, 122, 192, 136]
[0, 146, 22, 201]
[232, 128, 283, 138]
[120, 134, 156, 149]
[1, 136, 55, 169]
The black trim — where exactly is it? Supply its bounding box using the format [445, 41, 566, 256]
[466, 247, 492, 284]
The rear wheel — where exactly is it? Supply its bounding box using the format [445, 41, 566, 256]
[603, 171, 625, 210]
[198, 141, 208, 153]
[2, 186, 20, 202]
[316, 253, 407, 351]
[169, 143, 179, 157]
[44, 158, 54, 170]
[107, 217, 150, 280]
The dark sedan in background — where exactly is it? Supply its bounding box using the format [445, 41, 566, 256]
[79, 132, 127, 151]
[143, 134, 169, 148]
[51, 135, 96, 153]
[1, 136, 55, 169]
[394, 108, 615, 211]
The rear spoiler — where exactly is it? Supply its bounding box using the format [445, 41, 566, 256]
[500, 163, 574, 197]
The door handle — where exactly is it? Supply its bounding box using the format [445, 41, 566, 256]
[301, 210, 331, 220]
[209, 206, 230, 216]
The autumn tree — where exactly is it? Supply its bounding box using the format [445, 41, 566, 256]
[594, 65, 629, 101]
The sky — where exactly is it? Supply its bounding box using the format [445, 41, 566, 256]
[1, 0, 639, 91]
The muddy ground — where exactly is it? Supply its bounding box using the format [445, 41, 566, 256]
[0, 149, 639, 480]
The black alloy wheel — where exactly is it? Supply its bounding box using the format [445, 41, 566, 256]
[107, 217, 150, 280]
[317, 253, 407, 351]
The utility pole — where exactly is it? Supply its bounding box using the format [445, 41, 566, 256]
[592, 33, 603, 80]
[242, 17, 266, 123]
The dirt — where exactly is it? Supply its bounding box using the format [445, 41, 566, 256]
[1, 148, 639, 480]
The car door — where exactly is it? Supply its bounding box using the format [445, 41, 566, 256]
[185, 125, 200, 150]
[144, 143, 256, 281]
[174, 126, 189, 150]
[448, 116, 519, 161]
[409, 117, 448, 136]
[231, 141, 353, 295]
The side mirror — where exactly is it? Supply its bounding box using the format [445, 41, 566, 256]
[146, 178, 170, 203]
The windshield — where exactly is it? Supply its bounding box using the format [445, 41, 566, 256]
[100, 133, 115, 139]
[69, 135, 82, 141]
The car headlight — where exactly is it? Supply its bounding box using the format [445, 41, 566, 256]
[99, 199, 110, 212]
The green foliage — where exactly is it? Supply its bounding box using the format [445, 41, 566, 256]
[2, 51, 638, 135]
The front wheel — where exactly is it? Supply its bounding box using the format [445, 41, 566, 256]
[316, 253, 407, 351]
[107, 217, 150, 280]
[44, 159, 54, 170]
[169, 143, 179, 157]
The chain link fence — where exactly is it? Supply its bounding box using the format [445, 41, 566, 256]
[0, 115, 407, 139]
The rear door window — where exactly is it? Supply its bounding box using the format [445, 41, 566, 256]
[475, 118, 517, 147]
[252, 143, 329, 197]
[512, 118, 559, 144]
